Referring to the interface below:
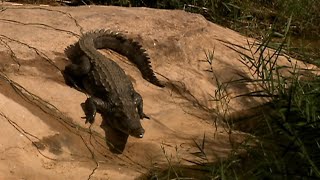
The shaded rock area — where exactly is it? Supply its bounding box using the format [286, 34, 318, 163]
[0, 3, 314, 179]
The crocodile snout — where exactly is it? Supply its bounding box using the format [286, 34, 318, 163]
[139, 132, 144, 138]
[130, 128, 145, 138]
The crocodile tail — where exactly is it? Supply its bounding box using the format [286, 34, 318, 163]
[80, 29, 164, 87]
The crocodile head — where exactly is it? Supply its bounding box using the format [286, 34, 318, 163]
[107, 105, 145, 138]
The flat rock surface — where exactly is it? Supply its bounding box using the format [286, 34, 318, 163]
[0, 3, 313, 179]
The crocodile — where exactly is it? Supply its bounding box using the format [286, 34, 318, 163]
[63, 29, 163, 142]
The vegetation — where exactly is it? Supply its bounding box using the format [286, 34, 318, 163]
[140, 16, 320, 179]
[209, 18, 320, 179]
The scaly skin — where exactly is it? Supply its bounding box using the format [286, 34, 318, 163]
[63, 29, 163, 141]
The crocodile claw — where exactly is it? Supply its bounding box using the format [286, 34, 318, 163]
[140, 113, 150, 120]
[81, 115, 95, 124]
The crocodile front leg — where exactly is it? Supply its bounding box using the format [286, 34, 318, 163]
[63, 55, 91, 91]
[133, 92, 150, 120]
[82, 97, 112, 124]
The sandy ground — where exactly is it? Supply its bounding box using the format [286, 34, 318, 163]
[0, 3, 314, 179]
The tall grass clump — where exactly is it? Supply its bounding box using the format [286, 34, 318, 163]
[140, 16, 320, 180]
[216, 16, 320, 179]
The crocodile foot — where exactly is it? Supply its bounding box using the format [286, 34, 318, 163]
[81, 98, 97, 124]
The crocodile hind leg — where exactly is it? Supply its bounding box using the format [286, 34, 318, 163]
[63, 55, 91, 91]
[133, 92, 150, 120]
[81, 97, 111, 124]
